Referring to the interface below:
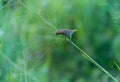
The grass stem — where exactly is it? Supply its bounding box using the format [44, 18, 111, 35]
[67, 39, 118, 82]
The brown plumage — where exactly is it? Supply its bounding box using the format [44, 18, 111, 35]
[56, 29, 76, 37]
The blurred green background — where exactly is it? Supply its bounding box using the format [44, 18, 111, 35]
[0, 0, 120, 82]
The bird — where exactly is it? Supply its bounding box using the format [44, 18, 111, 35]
[56, 29, 77, 40]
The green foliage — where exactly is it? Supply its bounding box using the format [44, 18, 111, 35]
[0, 0, 120, 82]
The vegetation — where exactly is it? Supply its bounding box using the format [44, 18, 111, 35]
[0, 0, 120, 82]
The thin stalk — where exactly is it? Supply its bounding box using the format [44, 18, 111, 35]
[114, 61, 120, 71]
[18, 0, 57, 31]
[23, 53, 27, 82]
[67, 39, 118, 82]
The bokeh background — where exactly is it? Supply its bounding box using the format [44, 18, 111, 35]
[0, 0, 120, 82]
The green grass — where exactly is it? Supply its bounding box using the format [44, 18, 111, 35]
[114, 62, 120, 71]
[0, 0, 120, 82]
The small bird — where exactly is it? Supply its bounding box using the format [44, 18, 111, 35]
[56, 29, 77, 39]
